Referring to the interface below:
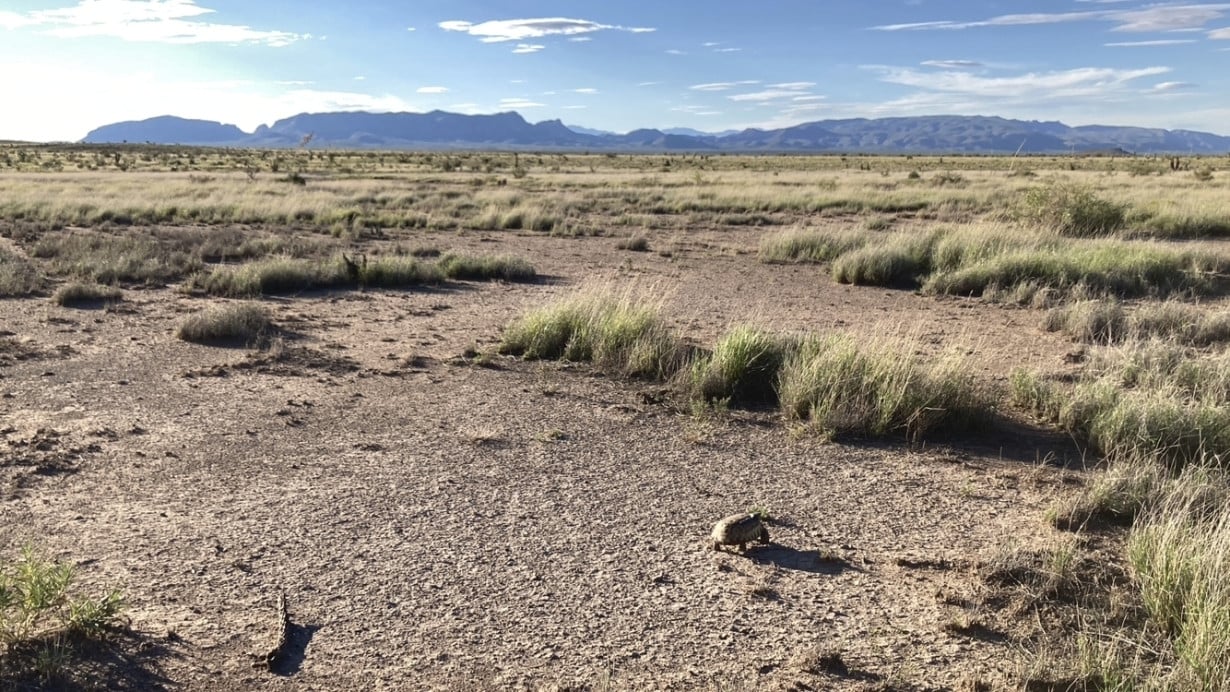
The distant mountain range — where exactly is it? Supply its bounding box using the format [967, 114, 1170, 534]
[80, 111, 1230, 154]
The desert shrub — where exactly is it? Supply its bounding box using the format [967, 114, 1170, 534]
[0, 248, 41, 297]
[757, 227, 871, 264]
[0, 546, 124, 683]
[358, 256, 444, 288]
[778, 333, 988, 440]
[616, 235, 650, 252]
[176, 303, 274, 346]
[438, 253, 536, 282]
[690, 326, 791, 405]
[187, 256, 350, 297]
[1012, 344, 1230, 467]
[31, 232, 202, 285]
[1045, 300, 1230, 347]
[51, 283, 123, 307]
[1019, 183, 1126, 236]
[830, 231, 941, 287]
[1042, 299, 1127, 344]
[924, 244, 1212, 299]
[499, 290, 684, 379]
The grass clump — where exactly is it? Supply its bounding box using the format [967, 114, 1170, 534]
[616, 235, 650, 252]
[0, 546, 124, 684]
[498, 290, 684, 379]
[1046, 300, 1230, 346]
[1012, 343, 1230, 467]
[51, 282, 123, 307]
[689, 326, 791, 405]
[438, 253, 537, 282]
[830, 230, 940, 287]
[778, 333, 988, 440]
[31, 232, 202, 285]
[187, 256, 347, 297]
[1019, 183, 1126, 236]
[758, 227, 870, 264]
[0, 248, 41, 297]
[358, 255, 444, 288]
[176, 302, 274, 346]
[1128, 486, 1230, 689]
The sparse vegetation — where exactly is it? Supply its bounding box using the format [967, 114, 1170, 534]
[51, 282, 123, 307]
[498, 289, 686, 379]
[176, 302, 274, 346]
[437, 253, 537, 282]
[0, 248, 41, 297]
[1018, 182, 1126, 236]
[758, 227, 871, 264]
[0, 546, 125, 685]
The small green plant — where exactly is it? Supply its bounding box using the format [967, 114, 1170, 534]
[0, 546, 124, 683]
[176, 302, 274, 346]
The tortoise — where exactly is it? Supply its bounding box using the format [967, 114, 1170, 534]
[710, 513, 771, 553]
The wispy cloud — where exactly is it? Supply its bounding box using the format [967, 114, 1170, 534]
[416, 86, 449, 94]
[512, 43, 543, 54]
[921, 59, 984, 69]
[1211, 26, 1230, 38]
[573, 88, 598, 94]
[868, 65, 1172, 103]
[873, 4, 1230, 33]
[1152, 81, 1196, 91]
[665, 49, 686, 55]
[1105, 39, 1198, 46]
[714, 47, 742, 53]
[690, 81, 760, 91]
[3, 0, 308, 46]
[438, 17, 654, 48]
[729, 89, 813, 102]
[499, 97, 544, 109]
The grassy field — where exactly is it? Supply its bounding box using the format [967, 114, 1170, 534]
[2, 144, 1230, 688]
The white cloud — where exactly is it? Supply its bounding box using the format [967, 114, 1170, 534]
[874, 4, 1230, 33]
[871, 65, 1171, 99]
[1152, 81, 1196, 91]
[512, 43, 543, 54]
[353, 76, 366, 81]
[567, 36, 591, 42]
[637, 81, 661, 87]
[1211, 26, 1230, 38]
[0, 10, 36, 29]
[417, 86, 449, 94]
[714, 47, 742, 53]
[690, 80, 760, 91]
[5, 0, 308, 46]
[562, 105, 587, 109]
[665, 49, 686, 55]
[438, 17, 654, 45]
[499, 97, 544, 109]
[573, 87, 598, 94]
[730, 89, 815, 102]
[1105, 39, 1198, 46]
[406, 26, 416, 32]
[0, 61, 416, 140]
[702, 41, 720, 47]
[921, 60, 984, 69]
[768, 82, 816, 90]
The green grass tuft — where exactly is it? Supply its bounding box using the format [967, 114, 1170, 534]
[758, 227, 871, 264]
[498, 290, 684, 379]
[778, 333, 989, 440]
[689, 326, 791, 405]
[438, 253, 537, 282]
[176, 303, 274, 346]
[0, 248, 41, 297]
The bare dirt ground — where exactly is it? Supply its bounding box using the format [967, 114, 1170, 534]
[1, 225, 1085, 690]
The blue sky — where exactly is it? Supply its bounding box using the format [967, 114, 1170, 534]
[2, 0, 1229, 141]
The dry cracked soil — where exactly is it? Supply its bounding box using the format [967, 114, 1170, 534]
[1, 226, 1085, 690]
